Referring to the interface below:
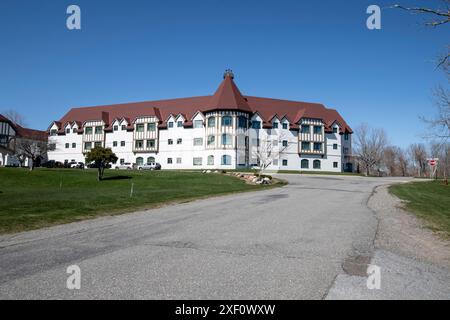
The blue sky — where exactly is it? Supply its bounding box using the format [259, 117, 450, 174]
[0, 0, 448, 148]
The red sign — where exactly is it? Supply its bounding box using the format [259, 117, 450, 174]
[429, 160, 436, 166]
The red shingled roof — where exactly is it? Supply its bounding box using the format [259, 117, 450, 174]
[53, 74, 352, 134]
[0, 114, 47, 141]
[204, 73, 252, 113]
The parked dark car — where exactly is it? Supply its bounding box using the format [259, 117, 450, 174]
[41, 160, 64, 168]
[87, 162, 112, 169]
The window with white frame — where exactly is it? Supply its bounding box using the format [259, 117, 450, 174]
[147, 123, 156, 131]
[222, 116, 232, 127]
[221, 155, 232, 165]
[135, 140, 144, 149]
[301, 159, 309, 169]
[136, 124, 145, 133]
[84, 142, 92, 150]
[193, 138, 203, 146]
[147, 139, 155, 148]
[222, 134, 232, 145]
[194, 120, 203, 128]
[193, 157, 202, 166]
[313, 160, 321, 169]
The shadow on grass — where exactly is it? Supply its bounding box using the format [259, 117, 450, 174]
[101, 176, 133, 181]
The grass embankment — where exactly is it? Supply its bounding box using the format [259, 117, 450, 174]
[0, 168, 278, 234]
[389, 180, 450, 236]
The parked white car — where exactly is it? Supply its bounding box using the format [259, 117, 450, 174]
[138, 162, 162, 171]
[115, 162, 134, 170]
[69, 162, 85, 169]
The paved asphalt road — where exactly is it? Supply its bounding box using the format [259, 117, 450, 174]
[0, 174, 444, 299]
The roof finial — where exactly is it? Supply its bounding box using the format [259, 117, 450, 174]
[223, 69, 234, 79]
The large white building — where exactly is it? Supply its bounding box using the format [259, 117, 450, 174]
[47, 71, 353, 172]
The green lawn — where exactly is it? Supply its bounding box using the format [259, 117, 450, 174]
[0, 168, 278, 234]
[389, 181, 450, 236]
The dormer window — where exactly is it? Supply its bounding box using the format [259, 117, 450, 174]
[168, 122, 174, 128]
[113, 125, 118, 131]
[272, 122, 279, 129]
[177, 121, 183, 128]
[251, 121, 261, 129]
[333, 127, 338, 134]
[73, 128, 77, 133]
[50, 129, 57, 136]
[282, 122, 288, 130]
[121, 125, 127, 131]
[194, 120, 203, 128]
[66, 128, 70, 134]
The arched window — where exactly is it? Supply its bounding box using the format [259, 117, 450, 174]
[313, 160, 321, 169]
[147, 157, 155, 164]
[222, 134, 232, 145]
[207, 155, 214, 165]
[301, 159, 309, 169]
[208, 117, 216, 128]
[222, 116, 232, 127]
[222, 155, 232, 165]
[136, 157, 144, 166]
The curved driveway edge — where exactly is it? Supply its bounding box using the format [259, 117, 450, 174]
[326, 182, 450, 300]
[2, 174, 439, 300]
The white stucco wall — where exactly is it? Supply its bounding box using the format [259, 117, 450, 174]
[47, 113, 351, 172]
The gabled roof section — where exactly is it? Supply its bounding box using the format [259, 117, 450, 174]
[204, 72, 252, 113]
[0, 114, 47, 141]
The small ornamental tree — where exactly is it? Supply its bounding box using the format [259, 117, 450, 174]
[85, 147, 118, 181]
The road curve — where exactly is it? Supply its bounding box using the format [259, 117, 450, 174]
[0, 174, 412, 299]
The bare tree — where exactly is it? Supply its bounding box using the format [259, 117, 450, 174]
[409, 143, 428, 177]
[15, 135, 48, 171]
[2, 109, 26, 126]
[421, 86, 450, 141]
[430, 141, 450, 179]
[393, 1, 449, 70]
[251, 133, 289, 175]
[397, 147, 410, 176]
[383, 146, 399, 176]
[393, 2, 449, 26]
[354, 124, 388, 176]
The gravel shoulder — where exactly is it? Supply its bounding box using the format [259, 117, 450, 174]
[370, 184, 450, 269]
[326, 181, 450, 300]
